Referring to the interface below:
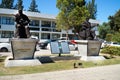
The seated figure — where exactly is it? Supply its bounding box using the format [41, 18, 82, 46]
[14, 9, 31, 38]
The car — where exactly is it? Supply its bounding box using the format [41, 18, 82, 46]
[38, 39, 57, 49]
[0, 43, 11, 52]
[39, 39, 78, 50]
[106, 42, 120, 47]
[39, 41, 48, 49]
[68, 41, 78, 51]
[101, 41, 120, 48]
[101, 41, 107, 48]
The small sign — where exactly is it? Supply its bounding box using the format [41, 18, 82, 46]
[50, 41, 60, 54]
[50, 41, 70, 54]
[61, 42, 70, 53]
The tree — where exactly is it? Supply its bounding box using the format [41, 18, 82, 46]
[14, 0, 24, 10]
[86, 0, 97, 19]
[98, 22, 111, 39]
[0, 0, 14, 9]
[28, 0, 40, 12]
[108, 9, 120, 32]
[112, 32, 120, 42]
[56, 0, 89, 39]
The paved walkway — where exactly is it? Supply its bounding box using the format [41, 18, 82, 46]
[0, 64, 120, 80]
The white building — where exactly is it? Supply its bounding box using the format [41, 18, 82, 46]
[0, 8, 99, 40]
[0, 8, 74, 40]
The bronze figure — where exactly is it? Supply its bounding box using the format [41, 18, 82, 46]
[79, 18, 95, 40]
[14, 9, 31, 38]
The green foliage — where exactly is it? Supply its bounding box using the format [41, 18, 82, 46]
[108, 9, 120, 32]
[56, 0, 90, 33]
[112, 32, 120, 42]
[0, 0, 14, 9]
[28, 0, 40, 13]
[105, 34, 112, 42]
[101, 46, 120, 56]
[99, 9, 120, 40]
[98, 23, 111, 39]
[86, 0, 97, 19]
[14, 0, 24, 10]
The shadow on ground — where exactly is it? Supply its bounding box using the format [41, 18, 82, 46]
[36, 56, 54, 64]
[36, 56, 80, 64]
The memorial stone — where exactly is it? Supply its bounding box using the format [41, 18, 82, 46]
[11, 39, 37, 60]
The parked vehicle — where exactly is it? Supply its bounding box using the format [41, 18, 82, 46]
[101, 41, 120, 48]
[39, 41, 48, 49]
[68, 41, 78, 50]
[106, 42, 120, 47]
[39, 39, 57, 49]
[0, 43, 11, 52]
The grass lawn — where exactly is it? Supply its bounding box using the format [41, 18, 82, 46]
[0, 54, 120, 76]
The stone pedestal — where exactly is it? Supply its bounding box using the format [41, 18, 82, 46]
[11, 39, 38, 60]
[75, 40, 105, 61]
[4, 39, 41, 67]
[5, 56, 41, 67]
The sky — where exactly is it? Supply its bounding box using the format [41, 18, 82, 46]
[1, 0, 120, 24]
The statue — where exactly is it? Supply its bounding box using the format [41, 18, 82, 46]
[14, 9, 31, 38]
[79, 18, 96, 40]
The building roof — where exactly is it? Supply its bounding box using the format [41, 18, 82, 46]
[0, 8, 56, 19]
[0, 8, 100, 23]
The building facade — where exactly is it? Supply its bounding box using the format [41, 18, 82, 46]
[0, 8, 74, 40]
[0, 8, 99, 40]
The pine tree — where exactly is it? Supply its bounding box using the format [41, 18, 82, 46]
[86, 0, 97, 19]
[14, 0, 24, 10]
[0, 0, 14, 9]
[28, 0, 40, 13]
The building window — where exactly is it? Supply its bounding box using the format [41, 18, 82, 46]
[52, 28, 61, 32]
[41, 33, 50, 39]
[51, 21, 56, 28]
[29, 20, 39, 26]
[41, 21, 51, 27]
[29, 27, 39, 31]
[41, 27, 51, 31]
[52, 34, 60, 39]
[31, 32, 39, 39]
[2, 16, 14, 25]
[0, 16, 1, 24]
[1, 31, 14, 38]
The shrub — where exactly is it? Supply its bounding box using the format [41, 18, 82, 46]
[101, 46, 120, 56]
[105, 34, 112, 41]
[112, 32, 120, 42]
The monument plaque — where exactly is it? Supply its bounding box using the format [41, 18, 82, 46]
[87, 41, 101, 56]
[50, 41, 60, 54]
[50, 41, 70, 56]
[11, 39, 38, 60]
[61, 42, 70, 53]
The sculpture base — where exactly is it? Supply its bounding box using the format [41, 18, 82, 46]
[75, 40, 102, 56]
[80, 56, 105, 61]
[74, 40, 105, 61]
[4, 56, 41, 67]
[11, 39, 38, 60]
